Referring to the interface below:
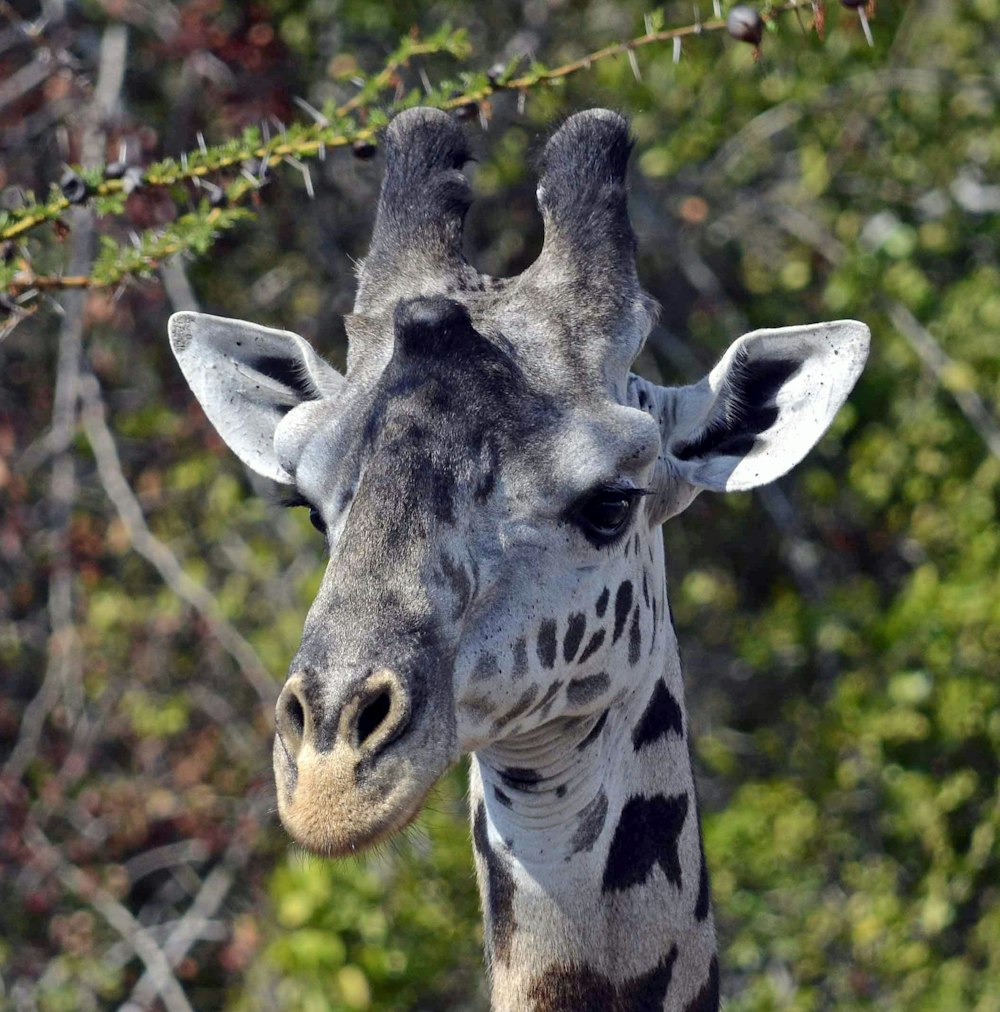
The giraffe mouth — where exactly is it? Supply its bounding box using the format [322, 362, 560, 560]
[272, 734, 451, 856]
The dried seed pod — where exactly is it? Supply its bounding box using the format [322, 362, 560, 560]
[104, 161, 126, 179]
[726, 5, 764, 45]
[351, 138, 377, 160]
[453, 101, 479, 122]
[59, 169, 88, 204]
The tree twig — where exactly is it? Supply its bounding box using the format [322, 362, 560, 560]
[77, 372, 277, 705]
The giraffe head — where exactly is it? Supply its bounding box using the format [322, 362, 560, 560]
[169, 108, 868, 856]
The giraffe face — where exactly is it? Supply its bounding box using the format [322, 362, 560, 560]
[258, 294, 662, 856]
[169, 106, 869, 860]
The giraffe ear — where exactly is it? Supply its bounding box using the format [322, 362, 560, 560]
[646, 320, 869, 518]
[168, 312, 344, 484]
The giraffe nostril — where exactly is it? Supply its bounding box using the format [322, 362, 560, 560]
[285, 693, 305, 738]
[357, 690, 392, 746]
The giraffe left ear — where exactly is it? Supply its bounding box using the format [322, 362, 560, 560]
[643, 320, 869, 518]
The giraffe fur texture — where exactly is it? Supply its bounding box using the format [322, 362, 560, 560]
[168, 106, 869, 1011]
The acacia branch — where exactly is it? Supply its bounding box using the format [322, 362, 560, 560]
[1, 1, 821, 302]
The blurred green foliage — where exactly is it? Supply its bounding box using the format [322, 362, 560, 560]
[2, 0, 1000, 1009]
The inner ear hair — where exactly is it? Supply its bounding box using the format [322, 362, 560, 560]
[672, 349, 801, 462]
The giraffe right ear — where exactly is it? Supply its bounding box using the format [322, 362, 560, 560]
[168, 312, 344, 484]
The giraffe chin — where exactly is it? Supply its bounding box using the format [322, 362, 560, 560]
[272, 736, 448, 857]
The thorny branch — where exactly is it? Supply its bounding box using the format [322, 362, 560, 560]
[0, 1, 819, 305]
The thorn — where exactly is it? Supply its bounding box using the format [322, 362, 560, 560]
[350, 75, 365, 88]
[627, 47, 641, 81]
[18, 288, 39, 304]
[240, 168, 260, 186]
[644, 13, 653, 34]
[293, 95, 329, 126]
[261, 119, 271, 145]
[673, 37, 682, 62]
[693, 2, 702, 32]
[258, 157, 268, 182]
[112, 283, 127, 303]
[858, 8, 874, 45]
[517, 90, 526, 116]
[118, 139, 127, 163]
[318, 141, 326, 162]
[180, 151, 188, 172]
[129, 231, 141, 248]
[270, 115, 287, 138]
[419, 67, 433, 95]
[286, 157, 314, 199]
[197, 131, 207, 155]
[713, 0, 722, 16]
[479, 106, 489, 131]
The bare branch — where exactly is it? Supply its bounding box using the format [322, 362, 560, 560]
[78, 372, 277, 706]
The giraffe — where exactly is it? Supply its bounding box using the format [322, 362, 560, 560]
[168, 107, 868, 1011]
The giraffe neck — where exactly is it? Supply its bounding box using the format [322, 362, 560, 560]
[469, 568, 719, 1012]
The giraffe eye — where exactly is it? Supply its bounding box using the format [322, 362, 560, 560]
[308, 507, 327, 535]
[574, 487, 641, 543]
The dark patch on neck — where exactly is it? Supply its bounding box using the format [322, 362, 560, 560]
[563, 612, 587, 662]
[683, 956, 720, 1012]
[568, 790, 608, 855]
[632, 679, 684, 751]
[566, 672, 610, 707]
[493, 786, 513, 808]
[537, 619, 558, 669]
[642, 570, 650, 608]
[612, 581, 633, 643]
[595, 587, 610, 618]
[672, 352, 801, 462]
[577, 628, 606, 665]
[473, 800, 516, 965]
[528, 679, 564, 717]
[577, 709, 609, 750]
[491, 685, 540, 734]
[602, 792, 689, 893]
[628, 604, 642, 665]
[526, 945, 678, 1012]
[499, 766, 542, 790]
[513, 637, 529, 679]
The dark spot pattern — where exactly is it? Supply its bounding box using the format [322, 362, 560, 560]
[473, 801, 516, 964]
[566, 672, 610, 707]
[440, 554, 472, 618]
[513, 637, 529, 680]
[628, 605, 642, 665]
[492, 686, 539, 733]
[633, 533, 639, 556]
[555, 784, 567, 798]
[650, 598, 657, 653]
[642, 569, 650, 607]
[529, 679, 564, 717]
[499, 767, 541, 790]
[494, 786, 512, 808]
[527, 945, 678, 1012]
[569, 790, 608, 854]
[537, 620, 558, 669]
[472, 652, 500, 683]
[631, 679, 684, 751]
[577, 709, 609, 750]
[602, 792, 689, 893]
[596, 587, 610, 618]
[695, 829, 711, 922]
[613, 581, 633, 643]
[683, 957, 720, 1012]
[563, 612, 587, 662]
[577, 629, 606, 665]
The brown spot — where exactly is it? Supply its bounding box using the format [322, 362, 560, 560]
[527, 946, 678, 1011]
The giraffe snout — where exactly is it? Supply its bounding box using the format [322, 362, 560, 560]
[275, 667, 410, 762]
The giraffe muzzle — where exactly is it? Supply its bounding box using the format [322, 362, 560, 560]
[272, 667, 452, 855]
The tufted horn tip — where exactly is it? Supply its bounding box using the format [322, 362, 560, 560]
[383, 107, 472, 185]
[537, 109, 633, 213]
